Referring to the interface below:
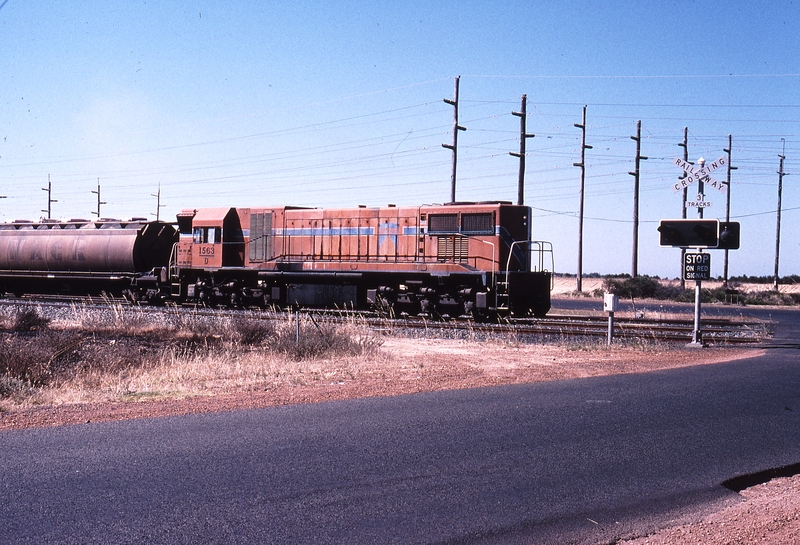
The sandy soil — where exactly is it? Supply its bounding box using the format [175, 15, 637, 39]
[1, 334, 796, 544]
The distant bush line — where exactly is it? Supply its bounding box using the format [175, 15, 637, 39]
[594, 275, 800, 306]
[556, 272, 800, 285]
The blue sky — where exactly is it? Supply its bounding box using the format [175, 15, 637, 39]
[1, 1, 799, 279]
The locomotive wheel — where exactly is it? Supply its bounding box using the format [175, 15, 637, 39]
[418, 298, 432, 318]
[373, 295, 395, 319]
[199, 289, 216, 308]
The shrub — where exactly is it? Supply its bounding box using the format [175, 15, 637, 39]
[0, 375, 31, 399]
[13, 308, 51, 332]
[231, 317, 274, 346]
[742, 290, 800, 306]
[603, 276, 662, 299]
[0, 331, 83, 388]
[267, 315, 381, 360]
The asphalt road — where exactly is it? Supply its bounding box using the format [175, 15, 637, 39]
[2, 307, 799, 544]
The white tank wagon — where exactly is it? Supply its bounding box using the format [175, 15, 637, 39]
[0, 219, 178, 297]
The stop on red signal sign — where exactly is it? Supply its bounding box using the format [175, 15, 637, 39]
[684, 252, 711, 281]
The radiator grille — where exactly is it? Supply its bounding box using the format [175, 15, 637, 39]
[461, 213, 494, 234]
[437, 236, 468, 263]
[249, 213, 272, 262]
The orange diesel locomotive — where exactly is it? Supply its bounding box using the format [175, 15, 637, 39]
[171, 202, 553, 318]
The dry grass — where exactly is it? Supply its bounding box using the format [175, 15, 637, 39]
[0, 303, 759, 415]
[0, 305, 385, 410]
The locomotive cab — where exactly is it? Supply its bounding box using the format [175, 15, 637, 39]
[174, 208, 252, 306]
[180, 208, 244, 269]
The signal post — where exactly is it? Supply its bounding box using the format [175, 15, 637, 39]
[661, 156, 740, 346]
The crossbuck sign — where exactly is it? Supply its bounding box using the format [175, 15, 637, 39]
[672, 156, 728, 194]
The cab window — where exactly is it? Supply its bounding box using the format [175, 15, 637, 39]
[193, 227, 221, 243]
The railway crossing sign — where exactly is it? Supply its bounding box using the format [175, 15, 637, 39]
[667, 155, 733, 347]
[672, 156, 728, 194]
[684, 252, 711, 281]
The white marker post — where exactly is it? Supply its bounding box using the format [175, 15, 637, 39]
[604, 293, 618, 345]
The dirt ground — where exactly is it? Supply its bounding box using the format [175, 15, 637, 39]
[1, 335, 797, 544]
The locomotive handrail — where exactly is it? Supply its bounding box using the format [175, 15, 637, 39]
[468, 236, 496, 293]
[168, 242, 179, 280]
[505, 240, 527, 276]
[505, 240, 555, 290]
[505, 240, 554, 274]
[448, 234, 499, 309]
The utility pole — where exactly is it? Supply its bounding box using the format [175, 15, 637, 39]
[774, 141, 787, 291]
[442, 76, 466, 203]
[722, 135, 737, 286]
[510, 94, 535, 205]
[151, 183, 164, 221]
[629, 120, 648, 277]
[41, 174, 57, 219]
[573, 106, 592, 292]
[677, 128, 689, 290]
[91, 178, 107, 219]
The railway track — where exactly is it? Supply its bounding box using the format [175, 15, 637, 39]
[0, 295, 768, 345]
[358, 313, 766, 344]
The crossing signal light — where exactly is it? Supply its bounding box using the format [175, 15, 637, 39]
[717, 221, 740, 250]
[658, 219, 719, 248]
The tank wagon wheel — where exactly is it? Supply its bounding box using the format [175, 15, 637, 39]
[123, 289, 139, 304]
